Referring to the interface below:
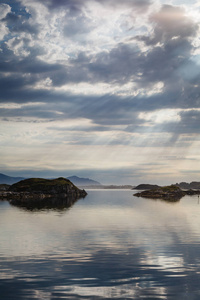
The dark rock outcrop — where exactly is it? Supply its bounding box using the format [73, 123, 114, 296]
[0, 177, 87, 208]
[0, 184, 10, 191]
[133, 184, 160, 190]
[134, 185, 200, 201]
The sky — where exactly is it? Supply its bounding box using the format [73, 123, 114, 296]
[0, 0, 200, 185]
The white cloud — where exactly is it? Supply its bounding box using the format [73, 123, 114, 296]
[0, 4, 11, 41]
[6, 36, 30, 57]
[139, 109, 181, 124]
[0, 3, 10, 19]
[0, 22, 9, 41]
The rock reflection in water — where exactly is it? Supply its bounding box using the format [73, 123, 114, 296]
[10, 195, 83, 211]
[1, 190, 200, 299]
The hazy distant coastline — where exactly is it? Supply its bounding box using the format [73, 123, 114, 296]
[1, 172, 200, 191]
[80, 185, 134, 190]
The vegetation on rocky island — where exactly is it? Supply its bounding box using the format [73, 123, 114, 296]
[0, 177, 87, 209]
[134, 185, 200, 201]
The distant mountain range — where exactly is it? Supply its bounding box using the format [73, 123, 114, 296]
[67, 176, 101, 187]
[2, 172, 200, 190]
[0, 173, 25, 184]
[0, 173, 102, 187]
[175, 182, 200, 189]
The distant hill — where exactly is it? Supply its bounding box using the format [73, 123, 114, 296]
[133, 184, 161, 190]
[175, 181, 200, 189]
[67, 176, 101, 187]
[0, 173, 25, 184]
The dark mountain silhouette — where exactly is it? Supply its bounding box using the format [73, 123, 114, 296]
[67, 176, 101, 186]
[0, 173, 25, 184]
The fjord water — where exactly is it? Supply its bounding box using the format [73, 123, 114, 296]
[1, 190, 200, 299]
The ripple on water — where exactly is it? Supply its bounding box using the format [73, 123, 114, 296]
[1, 190, 200, 299]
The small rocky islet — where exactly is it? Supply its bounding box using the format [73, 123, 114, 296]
[0, 177, 87, 209]
[134, 185, 200, 201]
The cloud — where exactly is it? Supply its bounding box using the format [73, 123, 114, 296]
[125, 108, 200, 149]
[161, 110, 200, 135]
[0, 0, 200, 182]
[48, 124, 114, 132]
[95, 0, 152, 12]
[0, 3, 11, 19]
[33, 0, 152, 13]
[40, 0, 84, 12]
[2, 12, 39, 35]
[1, 1, 198, 98]
[139, 4, 198, 45]
[0, 3, 11, 40]
[63, 12, 95, 38]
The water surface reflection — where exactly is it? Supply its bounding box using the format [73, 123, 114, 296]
[0, 190, 200, 299]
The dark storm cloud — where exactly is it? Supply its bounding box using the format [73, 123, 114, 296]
[49, 44, 142, 86]
[0, 40, 61, 74]
[0, 80, 200, 129]
[80, 37, 193, 90]
[132, 5, 199, 87]
[140, 38, 193, 84]
[0, 92, 141, 125]
[0, 2, 198, 88]
[49, 38, 191, 87]
[0, 53, 62, 74]
[50, 33, 198, 92]
[2, 12, 39, 35]
[0, 86, 63, 105]
[0, 74, 36, 91]
[0, 0, 200, 136]
[86, 44, 141, 84]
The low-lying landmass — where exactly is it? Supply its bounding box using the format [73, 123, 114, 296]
[134, 185, 200, 201]
[133, 184, 160, 190]
[83, 185, 134, 189]
[1, 172, 200, 205]
[0, 177, 87, 209]
[103, 185, 134, 189]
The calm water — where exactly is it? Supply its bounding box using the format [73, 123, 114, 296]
[1, 189, 200, 299]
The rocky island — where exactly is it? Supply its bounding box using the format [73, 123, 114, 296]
[133, 184, 160, 190]
[134, 185, 200, 201]
[0, 177, 87, 209]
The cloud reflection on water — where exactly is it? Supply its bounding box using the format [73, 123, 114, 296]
[0, 190, 200, 299]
